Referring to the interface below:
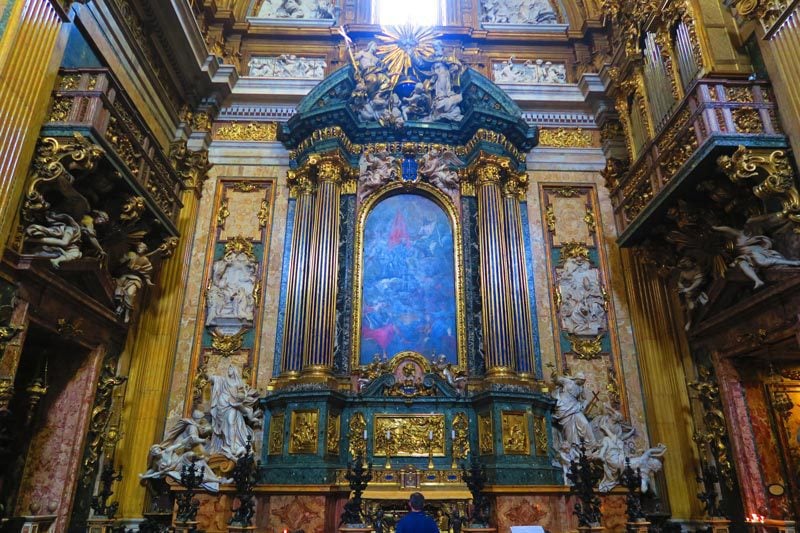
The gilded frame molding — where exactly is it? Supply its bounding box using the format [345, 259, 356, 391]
[501, 410, 531, 456]
[350, 180, 467, 372]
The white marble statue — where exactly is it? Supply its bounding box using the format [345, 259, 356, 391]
[256, 0, 338, 19]
[552, 372, 596, 449]
[417, 148, 464, 197]
[593, 421, 666, 493]
[428, 62, 463, 122]
[209, 365, 262, 460]
[205, 247, 258, 329]
[139, 410, 232, 492]
[24, 210, 109, 268]
[493, 58, 567, 84]
[630, 443, 667, 494]
[481, 0, 558, 24]
[431, 354, 467, 391]
[358, 151, 397, 202]
[556, 255, 607, 336]
[712, 225, 800, 289]
[676, 256, 708, 331]
[114, 242, 155, 323]
[248, 55, 326, 79]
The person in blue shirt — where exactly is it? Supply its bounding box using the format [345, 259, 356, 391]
[395, 492, 440, 533]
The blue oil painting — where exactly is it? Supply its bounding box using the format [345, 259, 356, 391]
[360, 193, 458, 365]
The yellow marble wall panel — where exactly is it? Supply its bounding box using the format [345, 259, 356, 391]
[527, 171, 647, 451]
[551, 194, 591, 246]
[220, 189, 267, 241]
[164, 163, 288, 438]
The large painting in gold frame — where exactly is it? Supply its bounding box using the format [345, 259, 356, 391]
[351, 181, 467, 370]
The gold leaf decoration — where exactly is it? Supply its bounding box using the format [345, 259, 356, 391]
[539, 128, 593, 148]
[215, 122, 278, 142]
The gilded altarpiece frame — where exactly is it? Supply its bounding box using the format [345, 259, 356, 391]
[289, 409, 320, 454]
[351, 181, 467, 370]
[184, 178, 276, 414]
[539, 184, 628, 415]
[501, 411, 530, 455]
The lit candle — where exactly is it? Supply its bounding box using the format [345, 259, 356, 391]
[429, 430, 433, 440]
[452, 430, 456, 439]
[363, 429, 367, 440]
[386, 430, 391, 440]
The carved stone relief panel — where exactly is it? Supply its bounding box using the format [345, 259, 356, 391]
[248, 55, 327, 79]
[480, 0, 560, 24]
[493, 58, 567, 84]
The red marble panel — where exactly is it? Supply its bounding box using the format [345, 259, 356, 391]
[494, 494, 578, 533]
[268, 495, 327, 533]
[15, 346, 104, 532]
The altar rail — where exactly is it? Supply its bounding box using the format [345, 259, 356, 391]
[610, 79, 784, 239]
[45, 68, 183, 225]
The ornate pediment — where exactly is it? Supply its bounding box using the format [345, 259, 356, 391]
[281, 27, 537, 161]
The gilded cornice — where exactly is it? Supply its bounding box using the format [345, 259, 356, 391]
[538, 128, 593, 148]
[214, 122, 279, 142]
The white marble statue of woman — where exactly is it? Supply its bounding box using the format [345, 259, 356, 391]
[552, 372, 596, 448]
[209, 365, 262, 459]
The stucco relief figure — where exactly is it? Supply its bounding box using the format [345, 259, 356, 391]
[417, 148, 464, 197]
[493, 58, 567, 84]
[481, 0, 558, 24]
[551, 372, 596, 449]
[140, 410, 231, 492]
[431, 353, 467, 391]
[358, 151, 397, 202]
[428, 62, 463, 122]
[205, 247, 258, 329]
[556, 255, 607, 336]
[114, 242, 155, 323]
[676, 256, 708, 331]
[24, 210, 109, 268]
[209, 365, 262, 460]
[256, 0, 338, 19]
[712, 225, 800, 288]
[591, 424, 666, 493]
[248, 55, 326, 79]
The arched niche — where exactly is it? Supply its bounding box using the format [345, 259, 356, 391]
[351, 181, 466, 370]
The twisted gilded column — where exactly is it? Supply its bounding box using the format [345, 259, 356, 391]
[503, 178, 535, 375]
[280, 172, 316, 375]
[302, 157, 344, 380]
[474, 160, 516, 377]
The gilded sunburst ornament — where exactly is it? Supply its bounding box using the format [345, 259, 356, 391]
[375, 25, 440, 80]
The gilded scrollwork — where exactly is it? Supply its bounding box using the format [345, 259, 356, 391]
[269, 413, 285, 455]
[327, 413, 341, 455]
[215, 122, 279, 142]
[348, 412, 367, 459]
[452, 413, 470, 466]
[688, 366, 734, 488]
[478, 412, 494, 455]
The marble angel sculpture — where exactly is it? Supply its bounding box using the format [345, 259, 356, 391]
[676, 256, 708, 331]
[431, 354, 467, 391]
[208, 365, 263, 460]
[140, 410, 232, 492]
[25, 210, 109, 268]
[551, 372, 596, 448]
[114, 242, 156, 323]
[418, 148, 464, 196]
[358, 151, 397, 202]
[429, 62, 463, 122]
[712, 225, 800, 288]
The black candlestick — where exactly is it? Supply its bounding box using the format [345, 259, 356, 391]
[697, 462, 724, 518]
[230, 437, 258, 527]
[91, 462, 123, 518]
[566, 440, 603, 528]
[175, 455, 204, 527]
[461, 459, 491, 527]
[341, 453, 373, 526]
[619, 457, 645, 522]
